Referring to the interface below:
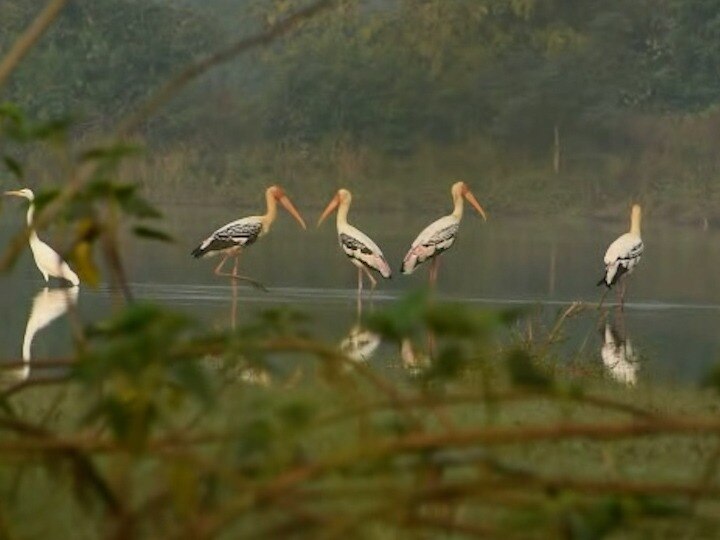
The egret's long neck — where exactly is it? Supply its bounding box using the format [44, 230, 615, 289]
[451, 191, 464, 220]
[336, 198, 350, 229]
[26, 203, 40, 241]
[630, 207, 641, 236]
[263, 190, 278, 229]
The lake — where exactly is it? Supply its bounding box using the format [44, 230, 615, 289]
[2, 199, 720, 386]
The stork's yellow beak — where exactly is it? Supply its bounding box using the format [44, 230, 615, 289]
[464, 190, 487, 221]
[278, 195, 307, 230]
[4, 190, 23, 197]
[317, 194, 340, 227]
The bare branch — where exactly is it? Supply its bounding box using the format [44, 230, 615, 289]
[0, 0, 69, 89]
[115, 0, 337, 137]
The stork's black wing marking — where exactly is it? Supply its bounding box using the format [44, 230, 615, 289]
[340, 233, 373, 255]
[619, 241, 643, 261]
[598, 241, 644, 288]
[215, 221, 262, 247]
[422, 224, 459, 253]
[192, 220, 263, 257]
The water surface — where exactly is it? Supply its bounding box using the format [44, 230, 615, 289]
[2, 200, 720, 386]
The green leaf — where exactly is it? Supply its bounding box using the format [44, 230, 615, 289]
[0, 102, 23, 123]
[26, 118, 72, 140]
[367, 289, 429, 340]
[170, 360, 214, 406]
[80, 142, 142, 162]
[3, 156, 23, 179]
[423, 343, 467, 382]
[120, 194, 162, 219]
[506, 349, 552, 389]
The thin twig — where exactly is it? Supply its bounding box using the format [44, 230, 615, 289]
[115, 0, 337, 137]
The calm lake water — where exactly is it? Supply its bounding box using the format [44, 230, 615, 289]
[2, 199, 720, 386]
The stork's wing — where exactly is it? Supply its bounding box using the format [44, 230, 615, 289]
[192, 218, 263, 257]
[402, 217, 459, 274]
[339, 232, 391, 278]
[599, 233, 643, 287]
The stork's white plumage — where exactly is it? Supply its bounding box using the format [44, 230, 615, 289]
[598, 204, 643, 307]
[4, 188, 80, 286]
[191, 185, 306, 284]
[317, 189, 391, 299]
[401, 181, 487, 285]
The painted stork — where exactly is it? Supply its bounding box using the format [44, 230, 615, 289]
[4, 188, 80, 286]
[597, 204, 643, 308]
[191, 185, 306, 285]
[317, 189, 391, 299]
[401, 181, 487, 285]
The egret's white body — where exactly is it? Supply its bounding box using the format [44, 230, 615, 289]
[318, 189, 391, 297]
[401, 181, 487, 285]
[598, 205, 643, 307]
[601, 322, 638, 386]
[4, 188, 80, 286]
[191, 185, 306, 283]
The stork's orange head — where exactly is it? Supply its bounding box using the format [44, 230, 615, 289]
[451, 181, 487, 221]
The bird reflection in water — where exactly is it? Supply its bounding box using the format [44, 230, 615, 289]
[600, 310, 638, 386]
[340, 324, 381, 362]
[400, 337, 431, 376]
[1, 287, 79, 384]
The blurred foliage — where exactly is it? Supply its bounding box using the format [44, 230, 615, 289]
[1, 291, 720, 538]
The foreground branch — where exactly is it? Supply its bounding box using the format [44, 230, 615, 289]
[0, 0, 68, 89]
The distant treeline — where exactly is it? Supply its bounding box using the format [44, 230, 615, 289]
[4, 0, 720, 219]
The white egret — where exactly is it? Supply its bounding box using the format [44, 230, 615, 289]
[4, 188, 80, 286]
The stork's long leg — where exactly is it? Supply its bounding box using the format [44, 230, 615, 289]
[214, 250, 268, 292]
[597, 287, 610, 311]
[357, 267, 363, 317]
[230, 277, 239, 330]
[361, 266, 377, 292]
[619, 277, 628, 311]
[429, 257, 440, 288]
[214, 253, 230, 276]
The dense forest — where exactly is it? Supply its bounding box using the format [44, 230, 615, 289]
[3, 0, 720, 219]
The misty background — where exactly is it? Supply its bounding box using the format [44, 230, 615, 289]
[2, 0, 720, 220]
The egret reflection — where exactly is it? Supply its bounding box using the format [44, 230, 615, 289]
[1, 287, 79, 384]
[600, 313, 638, 386]
[24, 287, 79, 361]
